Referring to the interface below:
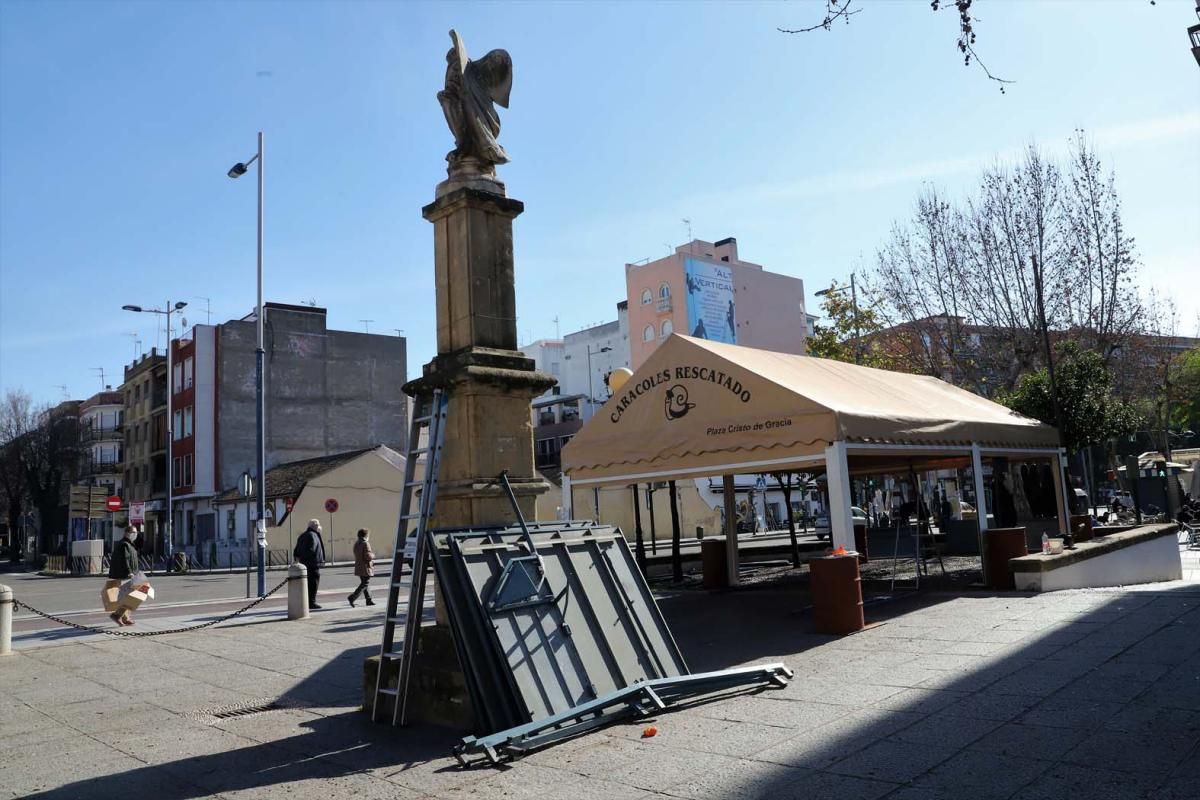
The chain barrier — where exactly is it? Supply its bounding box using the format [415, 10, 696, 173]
[13, 575, 298, 638]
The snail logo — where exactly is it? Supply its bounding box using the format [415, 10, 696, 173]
[664, 385, 695, 421]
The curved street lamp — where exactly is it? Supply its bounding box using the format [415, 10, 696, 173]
[228, 132, 267, 598]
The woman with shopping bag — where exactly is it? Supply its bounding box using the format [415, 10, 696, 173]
[104, 526, 141, 626]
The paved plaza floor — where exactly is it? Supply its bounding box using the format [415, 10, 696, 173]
[3, 551, 1199, 800]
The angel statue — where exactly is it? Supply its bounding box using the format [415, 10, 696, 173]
[438, 30, 513, 177]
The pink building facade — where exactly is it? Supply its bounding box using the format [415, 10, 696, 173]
[625, 237, 807, 369]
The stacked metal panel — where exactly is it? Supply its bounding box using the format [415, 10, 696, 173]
[428, 521, 685, 731]
[424, 520, 792, 764]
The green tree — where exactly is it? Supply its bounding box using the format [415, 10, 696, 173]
[999, 341, 1141, 454]
[1168, 347, 1200, 435]
[807, 279, 902, 370]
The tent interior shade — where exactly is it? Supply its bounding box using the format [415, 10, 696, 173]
[562, 335, 1059, 485]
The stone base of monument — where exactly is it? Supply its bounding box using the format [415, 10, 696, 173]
[363, 623, 475, 731]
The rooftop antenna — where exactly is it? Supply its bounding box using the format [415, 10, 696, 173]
[359, 319, 374, 333]
[92, 367, 106, 388]
[191, 296, 212, 324]
[127, 332, 142, 359]
[553, 315, 560, 338]
[54, 384, 69, 400]
[393, 329, 405, 337]
[682, 218, 693, 241]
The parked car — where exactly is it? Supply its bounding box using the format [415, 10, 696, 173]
[814, 506, 869, 539]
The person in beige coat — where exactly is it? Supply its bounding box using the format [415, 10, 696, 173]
[348, 528, 375, 607]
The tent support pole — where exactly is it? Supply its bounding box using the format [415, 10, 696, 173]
[970, 444, 989, 579]
[1051, 450, 1070, 537]
[723, 474, 739, 586]
[825, 441, 854, 553]
[562, 474, 574, 520]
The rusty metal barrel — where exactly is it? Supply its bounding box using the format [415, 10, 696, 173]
[701, 539, 729, 590]
[984, 527, 1028, 590]
[810, 553, 864, 634]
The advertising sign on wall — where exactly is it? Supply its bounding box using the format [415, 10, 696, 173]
[684, 258, 736, 344]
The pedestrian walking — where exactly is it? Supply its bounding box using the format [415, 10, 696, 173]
[293, 519, 326, 609]
[105, 527, 140, 626]
[348, 528, 375, 608]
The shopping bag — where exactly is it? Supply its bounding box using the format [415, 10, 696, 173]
[101, 585, 120, 613]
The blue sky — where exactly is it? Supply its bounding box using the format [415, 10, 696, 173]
[2, 0, 1197, 406]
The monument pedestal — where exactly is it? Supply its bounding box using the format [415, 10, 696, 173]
[367, 182, 554, 731]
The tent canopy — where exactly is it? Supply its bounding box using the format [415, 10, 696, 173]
[561, 335, 1059, 485]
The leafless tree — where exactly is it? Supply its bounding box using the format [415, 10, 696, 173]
[869, 139, 1142, 394]
[0, 390, 36, 554]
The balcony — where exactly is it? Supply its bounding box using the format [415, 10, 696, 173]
[84, 460, 124, 476]
[656, 298, 673, 313]
[80, 424, 123, 443]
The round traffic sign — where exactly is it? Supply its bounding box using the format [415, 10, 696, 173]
[106, 496, 122, 512]
[324, 498, 339, 513]
[285, 498, 294, 512]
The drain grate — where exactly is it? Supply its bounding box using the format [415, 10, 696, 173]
[210, 701, 283, 719]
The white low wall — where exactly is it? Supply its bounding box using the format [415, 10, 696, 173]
[1013, 530, 1182, 592]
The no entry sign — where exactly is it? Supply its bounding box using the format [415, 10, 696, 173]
[324, 498, 339, 513]
[106, 496, 122, 512]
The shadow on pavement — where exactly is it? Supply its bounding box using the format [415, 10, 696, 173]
[27, 572, 1200, 800]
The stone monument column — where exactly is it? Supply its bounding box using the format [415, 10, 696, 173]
[409, 186, 554, 526]
[379, 29, 553, 730]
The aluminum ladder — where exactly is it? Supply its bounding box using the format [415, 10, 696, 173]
[372, 389, 448, 724]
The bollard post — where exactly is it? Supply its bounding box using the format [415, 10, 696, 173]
[287, 563, 308, 620]
[0, 584, 12, 656]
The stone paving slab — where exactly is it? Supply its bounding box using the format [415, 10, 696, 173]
[3, 560, 1199, 800]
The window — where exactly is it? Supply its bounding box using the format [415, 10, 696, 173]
[173, 410, 183, 441]
[183, 455, 192, 487]
[173, 457, 181, 487]
[173, 363, 182, 393]
[183, 406, 193, 437]
[184, 357, 194, 389]
[659, 283, 671, 300]
[642, 325, 655, 342]
[227, 509, 236, 540]
[640, 289, 652, 305]
[661, 320, 674, 338]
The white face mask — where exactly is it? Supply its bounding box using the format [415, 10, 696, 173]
[127, 531, 139, 542]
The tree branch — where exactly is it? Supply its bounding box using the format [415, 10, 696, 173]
[778, 0, 861, 34]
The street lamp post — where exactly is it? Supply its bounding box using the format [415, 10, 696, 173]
[122, 300, 187, 567]
[228, 132, 267, 598]
[815, 273, 860, 364]
[585, 345, 613, 414]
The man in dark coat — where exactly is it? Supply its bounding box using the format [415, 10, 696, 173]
[106, 527, 141, 626]
[294, 519, 327, 609]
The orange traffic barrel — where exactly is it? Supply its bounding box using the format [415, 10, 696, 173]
[810, 553, 864, 634]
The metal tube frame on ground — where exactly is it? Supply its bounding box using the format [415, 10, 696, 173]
[454, 663, 794, 766]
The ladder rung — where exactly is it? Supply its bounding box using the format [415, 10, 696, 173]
[381, 651, 404, 660]
[378, 687, 399, 696]
[400, 512, 421, 520]
[413, 414, 433, 424]
[404, 480, 423, 488]
[409, 447, 430, 456]
[387, 616, 407, 624]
